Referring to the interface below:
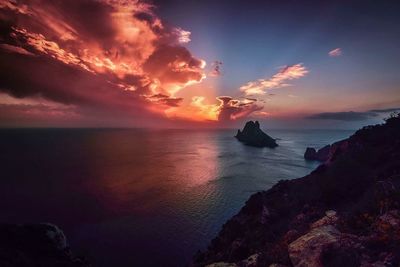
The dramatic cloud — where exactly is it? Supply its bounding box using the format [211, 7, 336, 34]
[240, 63, 308, 95]
[143, 45, 206, 95]
[165, 96, 263, 122]
[0, 0, 206, 125]
[329, 48, 342, 57]
[148, 93, 183, 107]
[307, 111, 378, 121]
[0, 1, 315, 125]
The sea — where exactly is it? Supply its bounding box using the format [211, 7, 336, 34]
[0, 128, 354, 266]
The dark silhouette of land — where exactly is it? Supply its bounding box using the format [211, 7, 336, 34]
[194, 115, 400, 266]
[235, 121, 278, 148]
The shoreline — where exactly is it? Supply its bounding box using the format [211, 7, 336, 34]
[193, 115, 400, 267]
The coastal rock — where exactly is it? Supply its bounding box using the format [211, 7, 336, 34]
[304, 145, 330, 161]
[0, 223, 90, 266]
[193, 115, 400, 267]
[304, 139, 348, 162]
[310, 210, 338, 229]
[288, 225, 341, 267]
[235, 121, 278, 148]
[304, 147, 317, 160]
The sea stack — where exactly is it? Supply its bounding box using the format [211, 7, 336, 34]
[235, 121, 278, 148]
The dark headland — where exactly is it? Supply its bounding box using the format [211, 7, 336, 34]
[193, 114, 400, 266]
[235, 121, 278, 148]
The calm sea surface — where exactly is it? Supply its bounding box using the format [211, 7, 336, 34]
[0, 128, 354, 266]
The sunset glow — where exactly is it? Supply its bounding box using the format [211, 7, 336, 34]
[0, 0, 399, 128]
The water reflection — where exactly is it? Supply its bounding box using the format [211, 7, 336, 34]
[0, 128, 354, 266]
[83, 130, 219, 215]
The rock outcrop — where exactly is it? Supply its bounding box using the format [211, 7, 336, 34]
[235, 121, 278, 148]
[304, 139, 348, 162]
[0, 223, 90, 266]
[304, 145, 329, 161]
[193, 115, 400, 267]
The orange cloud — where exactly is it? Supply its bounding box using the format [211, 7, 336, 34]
[0, 0, 208, 125]
[240, 63, 308, 95]
[165, 96, 263, 122]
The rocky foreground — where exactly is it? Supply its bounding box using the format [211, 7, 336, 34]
[193, 115, 400, 267]
[0, 223, 89, 266]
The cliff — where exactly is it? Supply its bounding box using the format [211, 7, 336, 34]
[193, 115, 400, 267]
[235, 121, 278, 148]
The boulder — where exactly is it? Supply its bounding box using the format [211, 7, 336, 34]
[235, 121, 278, 148]
[288, 225, 340, 267]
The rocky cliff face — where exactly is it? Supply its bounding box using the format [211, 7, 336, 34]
[235, 121, 278, 148]
[0, 223, 90, 266]
[193, 115, 400, 267]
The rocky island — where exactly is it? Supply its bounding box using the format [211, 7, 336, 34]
[235, 121, 278, 148]
[193, 115, 400, 267]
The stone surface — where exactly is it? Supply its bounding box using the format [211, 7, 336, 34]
[288, 225, 340, 267]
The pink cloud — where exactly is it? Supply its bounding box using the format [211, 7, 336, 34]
[329, 48, 342, 57]
[240, 63, 308, 95]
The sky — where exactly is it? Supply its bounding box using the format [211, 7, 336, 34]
[0, 0, 399, 128]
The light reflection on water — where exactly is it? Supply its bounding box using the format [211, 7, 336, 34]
[0, 128, 353, 266]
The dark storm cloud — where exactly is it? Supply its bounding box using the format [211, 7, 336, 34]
[0, 52, 145, 110]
